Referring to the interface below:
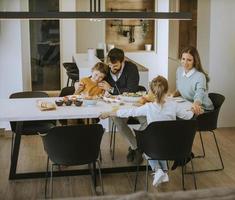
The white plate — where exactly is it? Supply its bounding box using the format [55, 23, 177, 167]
[83, 99, 98, 106]
[102, 96, 121, 103]
[119, 95, 141, 103]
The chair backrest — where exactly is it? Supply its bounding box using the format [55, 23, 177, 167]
[59, 86, 75, 97]
[196, 93, 225, 131]
[9, 91, 49, 99]
[137, 85, 147, 92]
[63, 62, 79, 73]
[9, 91, 53, 133]
[134, 120, 197, 161]
[41, 124, 104, 165]
[96, 49, 105, 61]
[209, 93, 225, 110]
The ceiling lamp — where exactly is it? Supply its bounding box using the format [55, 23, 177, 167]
[0, 11, 191, 20]
[0, 0, 191, 20]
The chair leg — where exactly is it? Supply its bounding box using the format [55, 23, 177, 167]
[66, 77, 70, 87]
[181, 165, 186, 190]
[97, 160, 104, 195]
[90, 162, 97, 195]
[50, 164, 54, 199]
[188, 131, 224, 173]
[93, 162, 97, 187]
[109, 123, 114, 151]
[145, 161, 149, 191]
[112, 126, 116, 160]
[11, 133, 15, 158]
[110, 121, 116, 160]
[99, 149, 102, 162]
[195, 131, 206, 158]
[45, 157, 49, 199]
[190, 158, 197, 190]
[134, 163, 140, 192]
[71, 80, 75, 86]
[212, 130, 224, 170]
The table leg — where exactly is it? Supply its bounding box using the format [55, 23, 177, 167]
[9, 121, 22, 180]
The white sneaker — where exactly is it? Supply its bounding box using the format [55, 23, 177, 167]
[152, 169, 165, 187]
[161, 173, 169, 183]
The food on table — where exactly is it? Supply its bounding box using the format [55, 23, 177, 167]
[55, 99, 64, 106]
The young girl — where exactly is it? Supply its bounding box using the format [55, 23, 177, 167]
[100, 75, 194, 187]
[74, 62, 109, 96]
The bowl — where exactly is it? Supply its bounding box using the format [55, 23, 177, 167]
[65, 99, 73, 106]
[55, 99, 64, 106]
[83, 99, 97, 106]
[74, 100, 83, 107]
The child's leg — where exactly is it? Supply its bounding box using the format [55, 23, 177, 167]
[159, 160, 168, 171]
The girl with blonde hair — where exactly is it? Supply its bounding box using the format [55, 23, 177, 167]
[100, 75, 194, 187]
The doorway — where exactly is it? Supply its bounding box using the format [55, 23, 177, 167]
[29, 0, 60, 91]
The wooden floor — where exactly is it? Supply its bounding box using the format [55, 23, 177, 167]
[0, 127, 235, 199]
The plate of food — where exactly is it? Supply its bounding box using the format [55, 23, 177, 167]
[102, 95, 121, 103]
[118, 92, 145, 103]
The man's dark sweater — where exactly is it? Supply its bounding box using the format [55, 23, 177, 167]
[105, 61, 140, 95]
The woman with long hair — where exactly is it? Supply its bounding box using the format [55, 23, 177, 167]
[173, 46, 214, 115]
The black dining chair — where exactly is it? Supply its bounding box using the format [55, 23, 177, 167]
[63, 62, 79, 87]
[59, 86, 75, 97]
[39, 124, 104, 198]
[9, 91, 56, 156]
[110, 85, 147, 160]
[134, 120, 197, 191]
[191, 93, 225, 173]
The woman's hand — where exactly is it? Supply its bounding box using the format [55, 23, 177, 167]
[191, 101, 204, 115]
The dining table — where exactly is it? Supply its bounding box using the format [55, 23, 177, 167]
[0, 96, 143, 180]
[0, 96, 193, 180]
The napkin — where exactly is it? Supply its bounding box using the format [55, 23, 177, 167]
[37, 100, 56, 111]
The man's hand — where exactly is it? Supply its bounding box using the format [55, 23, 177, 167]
[98, 81, 112, 91]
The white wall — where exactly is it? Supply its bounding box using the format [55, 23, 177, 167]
[0, 0, 24, 129]
[197, 0, 211, 72]
[20, 0, 31, 91]
[76, 0, 105, 53]
[208, 0, 235, 127]
[155, 0, 169, 79]
[0, 0, 24, 98]
[59, 0, 76, 88]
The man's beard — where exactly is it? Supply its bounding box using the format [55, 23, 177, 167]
[111, 68, 121, 74]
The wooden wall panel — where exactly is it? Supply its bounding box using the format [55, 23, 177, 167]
[105, 0, 155, 51]
[178, 0, 197, 56]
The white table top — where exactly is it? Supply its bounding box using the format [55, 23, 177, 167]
[0, 97, 133, 122]
[73, 53, 101, 69]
